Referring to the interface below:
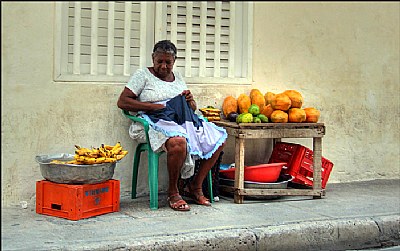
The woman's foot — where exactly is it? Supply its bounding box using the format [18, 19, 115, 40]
[188, 185, 211, 206]
[167, 193, 190, 211]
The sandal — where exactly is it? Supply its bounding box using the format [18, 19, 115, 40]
[167, 193, 190, 211]
[188, 186, 211, 207]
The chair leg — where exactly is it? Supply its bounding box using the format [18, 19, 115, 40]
[148, 151, 160, 210]
[131, 144, 144, 199]
[207, 170, 214, 203]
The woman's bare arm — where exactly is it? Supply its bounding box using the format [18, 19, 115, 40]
[117, 87, 165, 112]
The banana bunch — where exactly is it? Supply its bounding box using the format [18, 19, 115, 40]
[199, 106, 221, 122]
[50, 142, 128, 165]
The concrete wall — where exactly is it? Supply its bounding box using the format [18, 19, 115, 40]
[2, 2, 399, 206]
[251, 2, 399, 183]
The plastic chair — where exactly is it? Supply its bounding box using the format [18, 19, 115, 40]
[122, 110, 214, 210]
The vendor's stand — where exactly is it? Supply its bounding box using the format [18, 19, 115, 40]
[213, 120, 326, 204]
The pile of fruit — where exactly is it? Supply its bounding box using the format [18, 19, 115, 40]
[222, 89, 320, 123]
[50, 142, 128, 165]
[199, 106, 222, 121]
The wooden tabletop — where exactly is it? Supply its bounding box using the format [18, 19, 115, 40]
[213, 120, 325, 130]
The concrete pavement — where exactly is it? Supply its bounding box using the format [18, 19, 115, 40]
[2, 179, 399, 251]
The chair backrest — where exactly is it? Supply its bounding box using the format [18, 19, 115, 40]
[121, 109, 151, 142]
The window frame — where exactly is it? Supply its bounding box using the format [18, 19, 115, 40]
[53, 1, 253, 85]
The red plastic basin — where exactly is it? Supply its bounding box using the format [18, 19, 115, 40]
[219, 163, 286, 183]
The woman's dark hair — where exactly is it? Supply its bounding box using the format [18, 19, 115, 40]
[152, 40, 177, 59]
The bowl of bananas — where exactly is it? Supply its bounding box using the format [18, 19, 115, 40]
[35, 143, 128, 184]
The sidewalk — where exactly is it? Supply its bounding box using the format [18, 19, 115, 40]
[2, 179, 399, 251]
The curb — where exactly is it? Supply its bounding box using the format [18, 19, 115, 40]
[61, 215, 399, 251]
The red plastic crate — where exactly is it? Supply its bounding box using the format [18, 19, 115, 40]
[36, 179, 120, 221]
[268, 142, 334, 189]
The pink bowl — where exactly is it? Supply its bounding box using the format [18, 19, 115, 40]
[220, 162, 286, 183]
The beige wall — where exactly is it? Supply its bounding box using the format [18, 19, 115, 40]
[2, 2, 399, 206]
[251, 2, 399, 182]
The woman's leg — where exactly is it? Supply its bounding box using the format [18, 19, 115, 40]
[164, 136, 189, 210]
[189, 142, 225, 203]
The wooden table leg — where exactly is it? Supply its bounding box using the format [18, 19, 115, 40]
[273, 138, 281, 145]
[312, 137, 322, 199]
[234, 135, 245, 203]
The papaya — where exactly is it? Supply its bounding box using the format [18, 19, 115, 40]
[283, 90, 303, 108]
[260, 104, 274, 119]
[271, 93, 291, 111]
[250, 91, 266, 111]
[250, 89, 263, 100]
[237, 93, 251, 114]
[222, 96, 238, 117]
[270, 110, 288, 123]
[303, 107, 320, 123]
[264, 92, 276, 105]
[288, 108, 306, 123]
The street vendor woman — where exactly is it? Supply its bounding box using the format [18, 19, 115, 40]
[117, 40, 227, 211]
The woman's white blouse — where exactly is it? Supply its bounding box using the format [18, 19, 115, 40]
[125, 68, 187, 153]
[126, 68, 187, 103]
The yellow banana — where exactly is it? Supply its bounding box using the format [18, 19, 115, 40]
[103, 144, 114, 151]
[111, 142, 121, 152]
[75, 148, 92, 156]
[112, 147, 122, 156]
[87, 149, 100, 158]
[104, 157, 117, 163]
[70, 143, 127, 164]
[83, 157, 96, 165]
[92, 148, 100, 155]
[94, 157, 106, 164]
[50, 160, 65, 164]
[74, 155, 96, 165]
[98, 146, 108, 157]
[115, 154, 125, 160]
[66, 160, 81, 165]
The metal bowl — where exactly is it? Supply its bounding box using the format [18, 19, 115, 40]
[219, 174, 294, 199]
[35, 153, 116, 184]
[219, 174, 294, 189]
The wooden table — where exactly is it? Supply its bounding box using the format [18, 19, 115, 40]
[213, 120, 326, 204]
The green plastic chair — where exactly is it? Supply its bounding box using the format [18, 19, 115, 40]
[122, 110, 214, 210]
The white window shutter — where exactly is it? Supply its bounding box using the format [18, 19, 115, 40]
[55, 1, 152, 82]
[161, 1, 253, 84]
[54, 1, 252, 84]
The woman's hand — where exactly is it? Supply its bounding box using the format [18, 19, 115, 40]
[181, 90, 197, 111]
[181, 90, 194, 102]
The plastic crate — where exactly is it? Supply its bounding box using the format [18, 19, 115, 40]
[268, 142, 334, 189]
[36, 179, 120, 221]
